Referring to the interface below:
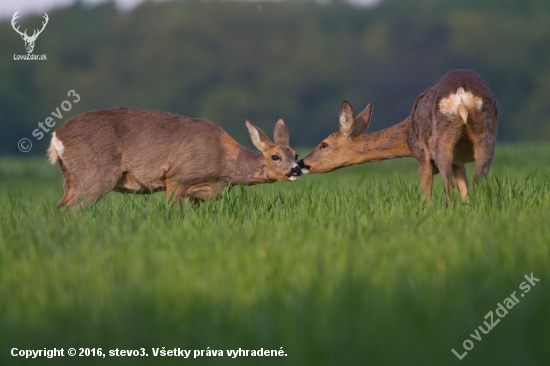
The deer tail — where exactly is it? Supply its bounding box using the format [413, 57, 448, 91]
[48, 132, 64, 164]
[457, 104, 468, 124]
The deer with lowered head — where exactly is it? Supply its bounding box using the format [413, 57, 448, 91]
[298, 69, 498, 204]
[48, 108, 302, 209]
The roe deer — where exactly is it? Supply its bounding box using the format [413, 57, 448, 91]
[298, 69, 498, 203]
[48, 108, 301, 208]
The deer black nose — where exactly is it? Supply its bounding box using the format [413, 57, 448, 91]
[286, 166, 302, 177]
[298, 159, 310, 170]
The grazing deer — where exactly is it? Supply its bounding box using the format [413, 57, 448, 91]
[48, 108, 301, 209]
[11, 12, 49, 54]
[298, 69, 498, 203]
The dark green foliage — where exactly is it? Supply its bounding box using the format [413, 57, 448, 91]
[1, 0, 549, 156]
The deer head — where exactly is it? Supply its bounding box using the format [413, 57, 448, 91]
[12, 12, 49, 54]
[246, 119, 302, 181]
[299, 101, 372, 173]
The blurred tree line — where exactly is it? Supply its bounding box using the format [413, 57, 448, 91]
[0, 0, 549, 155]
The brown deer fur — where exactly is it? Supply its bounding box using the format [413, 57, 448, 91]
[299, 69, 498, 203]
[48, 108, 301, 209]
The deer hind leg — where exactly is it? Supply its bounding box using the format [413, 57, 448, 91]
[452, 164, 469, 200]
[433, 144, 455, 205]
[66, 169, 120, 209]
[472, 133, 495, 184]
[434, 116, 465, 204]
[76, 181, 117, 209]
[466, 109, 497, 184]
[418, 160, 434, 204]
[433, 129, 464, 205]
[56, 160, 79, 209]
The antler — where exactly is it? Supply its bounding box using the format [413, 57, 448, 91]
[11, 12, 48, 40]
[30, 13, 49, 40]
[11, 11, 29, 38]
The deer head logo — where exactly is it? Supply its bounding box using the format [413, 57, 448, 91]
[11, 11, 49, 54]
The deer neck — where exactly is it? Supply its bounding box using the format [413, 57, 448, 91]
[353, 118, 413, 163]
[229, 145, 274, 186]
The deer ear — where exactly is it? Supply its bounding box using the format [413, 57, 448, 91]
[352, 102, 373, 136]
[246, 120, 273, 152]
[273, 119, 290, 146]
[339, 101, 357, 137]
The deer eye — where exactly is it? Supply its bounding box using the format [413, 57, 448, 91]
[320, 142, 328, 149]
[295, 154, 299, 160]
[271, 155, 280, 161]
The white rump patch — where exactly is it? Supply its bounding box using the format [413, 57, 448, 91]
[48, 132, 65, 164]
[439, 87, 483, 124]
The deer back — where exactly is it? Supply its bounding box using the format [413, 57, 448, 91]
[53, 108, 231, 188]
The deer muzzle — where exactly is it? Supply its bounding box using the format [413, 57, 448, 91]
[285, 166, 302, 181]
[297, 159, 311, 174]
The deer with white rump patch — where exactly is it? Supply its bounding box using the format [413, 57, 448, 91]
[298, 69, 498, 203]
[48, 108, 301, 209]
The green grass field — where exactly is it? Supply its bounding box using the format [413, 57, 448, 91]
[0, 143, 549, 366]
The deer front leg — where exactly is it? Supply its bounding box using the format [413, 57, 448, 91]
[185, 184, 223, 209]
[188, 183, 222, 203]
[452, 164, 469, 201]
